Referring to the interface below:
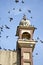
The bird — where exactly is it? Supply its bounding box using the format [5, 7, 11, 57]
[32, 55, 34, 57]
[40, 40, 43, 43]
[15, 0, 19, 3]
[9, 17, 13, 22]
[3, 48, 7, 50]
[30, 16, 32, 19]
[8, 49, 12, 51]
[19, 8, 22, 12]
[0, 32, 1, 35]
[37, 37, 39, 40]
[0, 46, 2, 49]
[36, 53, 38, 55]
[0, 36, 1, 38]
[6, 36, 9, 38]
[0, 27, 3, 30]
[13, 8, 15, 10]
[5, 25, 10, 29]
[8, 11, 10, 14]
[13, 49, 15, 51]
[22, 0, 24, 3]
[28, 9, 31, 13]
[1, 29, 3, 32]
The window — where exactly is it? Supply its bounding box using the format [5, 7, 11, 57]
[22, 32, 31, 40]
[23, 52, 30, 59]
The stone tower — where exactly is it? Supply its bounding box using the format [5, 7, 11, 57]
[16, 15, 37, 65]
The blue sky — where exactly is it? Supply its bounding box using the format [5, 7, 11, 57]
[0, 0, 43, 65]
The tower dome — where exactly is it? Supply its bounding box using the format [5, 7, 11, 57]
[19, 15, 31, 26]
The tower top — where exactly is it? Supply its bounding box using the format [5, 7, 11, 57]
[19, 15, 31, 26]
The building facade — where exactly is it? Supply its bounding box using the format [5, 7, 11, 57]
[0, 15, 37, 65]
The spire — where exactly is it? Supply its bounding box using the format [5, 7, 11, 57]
[19, 15, 31, 26]
[23, 14, 27, 20]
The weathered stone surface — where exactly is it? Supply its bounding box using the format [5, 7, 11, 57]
[0, 50, 17, 65]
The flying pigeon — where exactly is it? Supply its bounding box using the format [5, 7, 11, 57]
[30, 16, 32, 19]
[37, 37, 39, 40]
[19, 9, 22, 12]
[15, 0, 19, 3]
[13, 8, 15, 10]
[0, 32, 1, 34]
[22, 0, 24, 3]
[36, 53, 38, 55]
[9, 17, 13, 22]
[28, 9, 31, 13]
[0, 46, 2, 49]
[8, 11, 10, 14]
[5, 25, 10, 29]
[40, 40, 43, 43]
[0, 36, 1, 38]
[6, 36, 9, 38]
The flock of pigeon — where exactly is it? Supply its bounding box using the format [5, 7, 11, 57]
[0, 0, 32, 39]
[0, 0, 43, 55]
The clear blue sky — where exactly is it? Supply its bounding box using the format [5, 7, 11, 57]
[0, 0, 43, 65]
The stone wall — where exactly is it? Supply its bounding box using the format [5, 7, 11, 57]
[0, 50, 17, 65]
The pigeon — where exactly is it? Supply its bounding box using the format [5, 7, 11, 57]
[15, 0, 19, 3]
[5, 25, 10, 29]
[19, 9, 22, 12]
[37, 37, 39, 40]
[0, 46, 2, 49]
[30, 16, 32, 19]
[22, 0, 24, 3]
[6, 36, 9, 38]
[40, 40, 43, 43]
[0, 32, 1, 34]
[0, 36, 1, 38]
[36, 53, 38, 55]
[0, 27, 3, 30]
[3, 48, 7, 50]
[28, 10, 31, 13]
[13, 8, 15, 10]
[1, 29, 3, 32]
[8, 11, 10, 14]
[9, 17, 13, 22]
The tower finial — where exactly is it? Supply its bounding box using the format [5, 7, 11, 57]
[23, 14, 27, 20]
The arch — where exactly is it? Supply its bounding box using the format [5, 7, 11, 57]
[22, 32, 31, 40]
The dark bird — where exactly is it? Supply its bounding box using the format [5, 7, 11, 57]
[1, 29, 3, 32]
[13, 49, 15, 51]
[40, 40, 43, 43]
[6, 36, 9, 38]
[13, 8, 15, 10]
[3, 48, 7, 50]
[8, 49, 12, 51]
[8, 11, 10, 14]
[0, 32, 1, 35]
[37, 37, 39, 40]
[22, 0, 24, 3]
[19, 9, 22, 12]
[5, 25, 10, 29]
[0, 36, 1, 38]
[9, 17, 13, 22]
[36, 53, 38, 55]
[15, 0, 19, 3]
[0, 27, 3, 30]
[0, 46, 2, 49]
[32, 55, 34, 57]
[28, 10, 31, 13]
[30, 16, 32, 19]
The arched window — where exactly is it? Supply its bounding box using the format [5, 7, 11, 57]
[22, 32, 31, 40]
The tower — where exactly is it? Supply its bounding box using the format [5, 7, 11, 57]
[16, 15, 37, 65]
